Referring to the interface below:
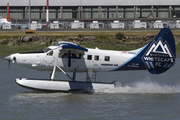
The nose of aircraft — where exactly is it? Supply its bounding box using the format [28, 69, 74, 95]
[4, 55, 12, 68]
[4, 55, 11, 61]
[4, 54, 17, 61]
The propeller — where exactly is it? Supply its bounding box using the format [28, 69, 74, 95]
[4, 56, 11, 68]
[4, 45, 11, 68]
[8, 45, 10, 68]
[8, 58, 10, 69]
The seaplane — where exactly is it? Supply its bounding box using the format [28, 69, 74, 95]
[4, 28, 176, 92]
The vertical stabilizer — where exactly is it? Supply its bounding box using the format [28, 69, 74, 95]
[114, 28, 176, 74]
[142, 28, 176, 74]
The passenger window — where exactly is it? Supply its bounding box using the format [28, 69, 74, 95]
[59, 53, 81, 59]
[94, 55, 99, 61]
[87, 55, 92, 60]
[105, 56, 110, 61]
[71, 54, 81, 59]
[59, 53, 68, 58]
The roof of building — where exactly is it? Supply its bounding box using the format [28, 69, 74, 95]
[1, 0, 180, 6]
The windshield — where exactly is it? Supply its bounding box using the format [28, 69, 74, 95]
[44, 48, 52, 53]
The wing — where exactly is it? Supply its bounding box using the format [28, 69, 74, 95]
[57, 41, 88, 67]
[57, 41, 88, 52]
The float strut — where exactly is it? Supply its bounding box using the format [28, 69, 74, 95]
[51, 65, 56, 80]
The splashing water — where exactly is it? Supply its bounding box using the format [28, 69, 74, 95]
[94, 81, 180, 94]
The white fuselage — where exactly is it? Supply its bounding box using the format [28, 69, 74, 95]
[8, 46, 138, 72]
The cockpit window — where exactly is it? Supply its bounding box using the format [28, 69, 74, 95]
[44, 48, 52, 53]
[47, 50, 53, 56]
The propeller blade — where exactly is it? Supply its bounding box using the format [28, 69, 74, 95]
[8, 60, 10, 69]
[5, 46, 11, 69]
[4, 56, 11, 69]
[4, 56, 11, 61]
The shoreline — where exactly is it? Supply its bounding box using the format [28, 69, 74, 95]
[0, 29, 179, 57]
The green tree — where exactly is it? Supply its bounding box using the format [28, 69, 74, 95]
[115, 32, 124, 40]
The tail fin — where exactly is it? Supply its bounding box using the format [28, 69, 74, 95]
[141, 28, 176, 74]
[114, 28, 176, 74]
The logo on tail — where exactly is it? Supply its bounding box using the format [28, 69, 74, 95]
[142, 37, 175, 71]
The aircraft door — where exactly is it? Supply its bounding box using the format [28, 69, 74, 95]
[86, 55, 94, 69]
[93, 55, 101, 71]
[58, 51, 70, 67]
[43, 50, 55, 64]
[58, 51, 86, 71]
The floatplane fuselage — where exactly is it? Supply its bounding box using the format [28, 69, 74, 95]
[4, 28, 176, 92]
[6, 46, 138, 72]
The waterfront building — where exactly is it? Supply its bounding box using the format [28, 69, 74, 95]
[0, 0, 180, 28]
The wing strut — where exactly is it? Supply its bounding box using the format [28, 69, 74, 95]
[72, 67, 76, 81]
[68, 51, 71, 67]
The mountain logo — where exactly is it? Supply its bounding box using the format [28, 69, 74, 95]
[142, 37, 175, 69]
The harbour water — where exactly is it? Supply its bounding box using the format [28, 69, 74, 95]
[1, 57, 180, 120]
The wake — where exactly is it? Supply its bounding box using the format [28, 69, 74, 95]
[94, 81, 180, 94]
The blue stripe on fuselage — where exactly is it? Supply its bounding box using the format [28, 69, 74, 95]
[111, 44, 149, 71]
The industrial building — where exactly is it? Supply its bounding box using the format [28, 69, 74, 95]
[0, 0, 180, 28]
